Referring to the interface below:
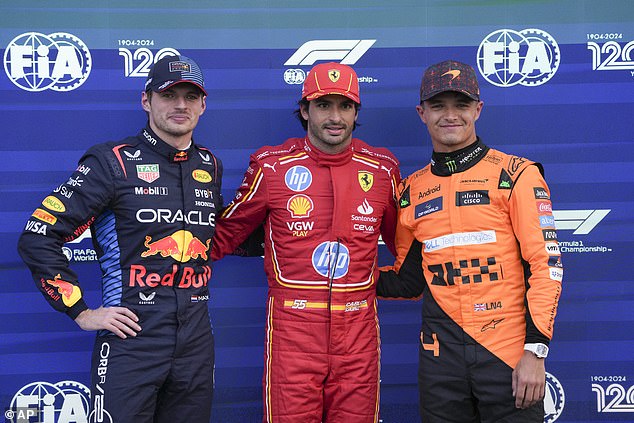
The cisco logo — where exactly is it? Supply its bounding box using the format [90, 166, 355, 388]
[4, 32, 92, 92]
[477, 28, 560, 87]
[283, 39, 375, 85]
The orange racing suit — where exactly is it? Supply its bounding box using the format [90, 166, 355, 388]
[212, 136, 400, 423]
[378, 138, 562, 422]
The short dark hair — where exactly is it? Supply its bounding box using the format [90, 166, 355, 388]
[294, 98, 361, 131]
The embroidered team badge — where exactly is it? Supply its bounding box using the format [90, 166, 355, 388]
[328, 69, 340, 82]
[358, 171, 374, 192]
[136, 164, 160, 183]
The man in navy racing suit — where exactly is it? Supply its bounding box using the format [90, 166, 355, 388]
[18, 55, 222, 423]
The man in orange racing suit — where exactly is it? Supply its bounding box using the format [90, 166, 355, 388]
[212, 62, 400, 422]
[377, 60, 562, 423]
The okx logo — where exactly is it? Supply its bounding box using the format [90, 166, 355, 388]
[477, 28, 560, 87]
[4, 32, 92, 92]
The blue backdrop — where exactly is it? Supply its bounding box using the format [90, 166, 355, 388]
[1, 1, 633, 422]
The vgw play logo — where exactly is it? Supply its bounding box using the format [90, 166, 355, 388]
[4, 32, 92, 92]
[477, 28, 560, 87]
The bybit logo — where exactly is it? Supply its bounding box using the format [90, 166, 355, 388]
[477, 28, 560, 87]
[4, 32, 92, 92]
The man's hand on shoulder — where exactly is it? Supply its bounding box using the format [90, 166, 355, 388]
[75, 306, 141, 339]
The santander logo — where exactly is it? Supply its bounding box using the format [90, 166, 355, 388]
[357, 199, 374, 215]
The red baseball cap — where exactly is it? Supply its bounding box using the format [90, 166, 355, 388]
[301, 62, 360, 104]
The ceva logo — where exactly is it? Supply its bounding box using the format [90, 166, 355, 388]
[4, 32, 92, 92]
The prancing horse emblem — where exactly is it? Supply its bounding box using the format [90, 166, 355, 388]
[358, 171, 374, 192]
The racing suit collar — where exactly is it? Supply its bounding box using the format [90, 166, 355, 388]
[430, 137, 489, 176]
[140, 125, 195, 162]
[302, 136, 354, 166]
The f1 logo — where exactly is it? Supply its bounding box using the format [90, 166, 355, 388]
[284, 40, 376, 66]
[553, 209, 610, 235]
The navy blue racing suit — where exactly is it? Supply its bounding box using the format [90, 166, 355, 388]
[18, 126, 222, 423]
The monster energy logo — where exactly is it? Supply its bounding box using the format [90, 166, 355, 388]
[446, 160, 457, 173]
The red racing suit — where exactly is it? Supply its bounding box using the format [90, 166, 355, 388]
[212, 136, 400, 423]
[378, 138, 562, 422]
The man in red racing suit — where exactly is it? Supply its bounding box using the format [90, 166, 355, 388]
[377, 60, 562, 422]
[212, 62, 400, 422]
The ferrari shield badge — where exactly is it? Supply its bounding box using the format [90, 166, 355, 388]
[328, 69, 340, 82]
[358, 171, 374, 192]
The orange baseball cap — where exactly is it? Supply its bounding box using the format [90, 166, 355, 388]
[301, 62, 360, 104]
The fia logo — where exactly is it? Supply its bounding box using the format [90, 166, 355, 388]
[477, 28, 560, 87]
[4, 32, 92, 92]
[544, 372, 565, 422]
[5, 380, 113, 423]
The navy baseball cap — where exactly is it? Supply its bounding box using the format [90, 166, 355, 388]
[145, 55, 207, 95]
[420, 60, 480, 102]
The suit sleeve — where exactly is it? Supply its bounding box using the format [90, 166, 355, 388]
[377, 178, 426, 299]
[379, 165, 401, 257]
[17, 148, 115, 319]
[211, 156, 269, 261]
[509, 164, 562, 345]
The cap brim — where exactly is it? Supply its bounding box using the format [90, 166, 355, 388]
[421, 88, 479, 101]
[305, 90, 360, 104]
[156, 80, 207, 96]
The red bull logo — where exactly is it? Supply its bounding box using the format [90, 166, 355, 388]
[45, 274, 81, 307]
[185, 237, 211, 260]
[141, 230, 211, 262]
[142, 235, 181, 258]
[130, 264, 211, 288]
[173, 151, 188, 162]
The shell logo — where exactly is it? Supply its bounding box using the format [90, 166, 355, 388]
[192, 169, 212, 183]
[42, 195, 66, 213]
[287, 194, 314, 218]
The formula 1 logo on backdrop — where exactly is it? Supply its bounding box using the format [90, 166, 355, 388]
[4, 32, 92, 92]
[477, 29, 560, 87]
[283, 40, 376, 85]
[553, 209, 610, 235]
